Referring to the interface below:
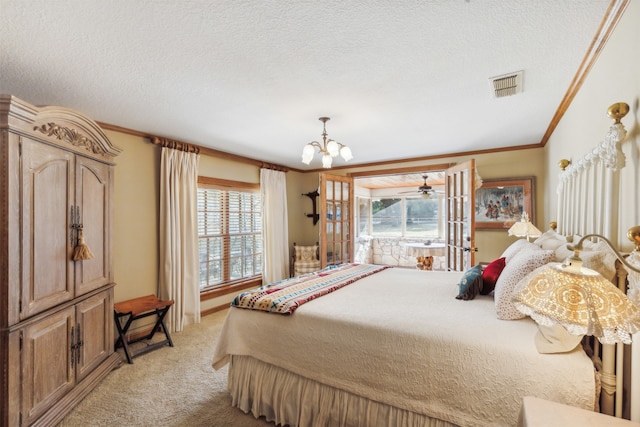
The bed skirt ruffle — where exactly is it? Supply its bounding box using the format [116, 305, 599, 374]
[228, 355, 459, 427]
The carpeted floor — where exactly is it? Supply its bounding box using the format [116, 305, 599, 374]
[60, 309, 273, 427]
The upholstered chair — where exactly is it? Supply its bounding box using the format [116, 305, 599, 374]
[291, 242, 321, 277]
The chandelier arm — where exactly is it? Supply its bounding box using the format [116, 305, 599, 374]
[568, 233, 640, 274]
[308, 141, 326, 153]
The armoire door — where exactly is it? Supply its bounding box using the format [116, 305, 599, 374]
[75, 290, 113, 381]
[21, 138, 75, 319]
[74, 156, 112, 295]
[21, 307, 75, 425]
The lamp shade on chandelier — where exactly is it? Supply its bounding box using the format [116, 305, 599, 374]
[301, 117, 353, 168]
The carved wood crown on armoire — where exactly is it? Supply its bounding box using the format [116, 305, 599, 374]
[0, 95, 122, 426]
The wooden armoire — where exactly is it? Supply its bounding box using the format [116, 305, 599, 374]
[0, 95, 122, 426]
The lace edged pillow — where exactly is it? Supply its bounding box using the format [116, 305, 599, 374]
[494, 247, 554, 320]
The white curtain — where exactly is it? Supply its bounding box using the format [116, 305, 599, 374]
[260, 168, 289, 284]
[159, 147, 200, 332]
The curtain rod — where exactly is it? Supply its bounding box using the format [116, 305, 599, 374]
[151, 137, 200, 154]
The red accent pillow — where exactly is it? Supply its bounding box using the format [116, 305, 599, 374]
[481, 257, 506, 294]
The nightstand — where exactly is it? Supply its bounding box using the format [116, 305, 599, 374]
[519, 396, 639, 427]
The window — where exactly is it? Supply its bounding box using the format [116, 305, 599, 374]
[357, 195, 441, 238]
[372, 197, 402, 236]
[357, 197, 370, 235]
[405, 197, 439, 236]
[354, 170, 446, 239]
[197, 178, 262, 291]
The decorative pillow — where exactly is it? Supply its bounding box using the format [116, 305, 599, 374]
[500, 239, 540, 264]
[582, 241, 617, 281]
[480, 257, 506, 294]
[553, 243, 573, 263]
[295, 245, 318, 262]
[554, 241, 617, 281]
[455, 265, 484, 301]
[494, 247, 554, 320]
[533, 229, 567, 251]
[573, 235, 597, 250]
[534, 324, 583, 354]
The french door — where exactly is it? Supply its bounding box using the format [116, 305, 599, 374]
[445, 160, 476, 271]
[319, 173, 354, 268]
[319, 165, 473, 271]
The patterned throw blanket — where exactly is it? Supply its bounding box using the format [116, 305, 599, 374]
[232, 263, 391, 314]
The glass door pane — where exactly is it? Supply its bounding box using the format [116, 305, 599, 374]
[320, 174, 354, 268]
[445, 160, 476, 271]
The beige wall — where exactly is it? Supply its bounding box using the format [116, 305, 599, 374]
[472, 149, 546, 262]
[198, 154, 260, 184]
[286, 170, 324, 246]
[107, 130, 544, 312]
[289, 148, 546, 264]
[198, 148, 547, 272]
[108, 131, 160, 304]
[107, 131, 263, 312]
[543, 1, 640, 251]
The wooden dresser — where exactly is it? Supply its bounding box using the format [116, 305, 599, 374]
[0, 95, 122, 426]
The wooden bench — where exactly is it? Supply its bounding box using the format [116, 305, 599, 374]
[114, 295, 174, 364]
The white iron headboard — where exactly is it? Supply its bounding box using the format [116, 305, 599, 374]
[556, 118, 627, 243]
[555, 108, 631, 419]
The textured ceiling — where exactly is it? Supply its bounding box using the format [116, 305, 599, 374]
[0, 0, 613, 170]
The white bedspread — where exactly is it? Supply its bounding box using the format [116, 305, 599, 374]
[213, 267, 596, 427]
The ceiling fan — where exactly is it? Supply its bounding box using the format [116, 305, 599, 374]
[399, 174, 436, 198]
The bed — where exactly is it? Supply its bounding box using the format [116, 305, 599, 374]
[213, 264, 598, 427]
[213, 104, 635, 426]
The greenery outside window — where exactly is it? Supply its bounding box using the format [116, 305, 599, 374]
[358, 195, 440, 238]
[197, 178, 262, 291]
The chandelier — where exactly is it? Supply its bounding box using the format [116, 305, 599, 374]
[301, 117, 353, 168]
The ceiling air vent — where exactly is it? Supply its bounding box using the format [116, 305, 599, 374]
[489, 70, 523, 98]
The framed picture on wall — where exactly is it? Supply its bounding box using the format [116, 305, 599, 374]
[475, 177, 535, 230]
